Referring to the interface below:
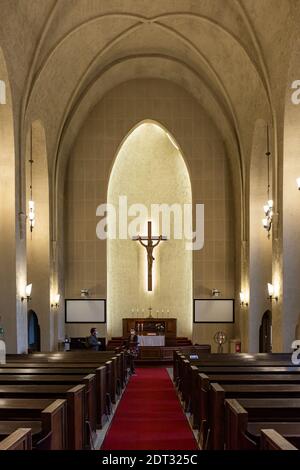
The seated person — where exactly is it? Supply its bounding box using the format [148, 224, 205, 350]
[87, 328, 101, 351]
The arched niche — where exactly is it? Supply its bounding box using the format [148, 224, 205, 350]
[26, 121, 52, 350]
[249, 119, 272, 352]
[27, 310, 41, 352]
[259, 310, 272, 353]
[107, 121, 193, 338]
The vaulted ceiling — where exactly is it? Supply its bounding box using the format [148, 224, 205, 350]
[1, 0, 299, 185]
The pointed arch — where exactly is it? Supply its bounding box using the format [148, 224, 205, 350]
[107, 120, 193, 338]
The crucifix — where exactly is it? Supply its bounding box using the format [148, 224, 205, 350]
[132, 221, 167, 291]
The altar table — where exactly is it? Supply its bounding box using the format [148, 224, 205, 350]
[137, 335, 165, 346]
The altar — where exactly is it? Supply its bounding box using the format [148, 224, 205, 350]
[137, 335, 165, 346]
[123, 317, 177, 338]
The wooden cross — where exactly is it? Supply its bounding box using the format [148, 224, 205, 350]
[132, 221, 167, 291]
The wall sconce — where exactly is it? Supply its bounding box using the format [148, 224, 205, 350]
[211, 288, 221, 297]
[51, 294, 60, 309]
[239, 291, 248, 307]
[262, 199, 273, 236]
[81, 289, 89, 298]
[296, 178, 300, 190]
[268, 283, 278, 302]
[28, 126, 35, 234]
[262, 125, 273, 239]
[21, 283, 32, 302]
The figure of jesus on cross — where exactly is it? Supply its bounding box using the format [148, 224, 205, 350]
[132, 221, 167, 291]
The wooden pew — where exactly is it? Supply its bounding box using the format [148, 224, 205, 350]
[192, 370, 300, 431]
[174, 352, 300, 451]
[253, 425, 300, 449]
[0, 384, 85, 449]
[0, 368, 104, 429]
[0, 428, 32, 450]
[0, 373, 97, 437]
[260, 429, 298, 450]
[0, 350, 128, 448]
[208, 382, 300, 450]
[225, 398, 300, 450]
[175, 351, 299, 394]
[7, 351, 125, 393]
[196, 371, 300, 421]
[0, 399, 67, 450]
[5, 356, 118, 407]
[182, 361, 300, 419]
[174, 351, 293, 379]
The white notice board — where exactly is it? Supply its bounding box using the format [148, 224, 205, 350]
[65, 299, 106, 323]
[193, 299, 234, 323]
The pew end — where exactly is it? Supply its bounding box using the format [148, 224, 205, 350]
[0, 428, 32, 450]
[41, 399, 67, 450]
[224, 399, 256, 450]
[261, 429, 298, 450]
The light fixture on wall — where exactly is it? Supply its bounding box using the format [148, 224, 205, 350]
[239, 291, 248, 307]
[211, 288, 221, 297]
[28, 125, 35, 234]
[51, 294, 60, 309]
[21, 283, 32, 302]
[267, 283, 278, 302]
[296, 177, 300, 190]
[262, 125, 273, 238]
[81, 289, 89, 298]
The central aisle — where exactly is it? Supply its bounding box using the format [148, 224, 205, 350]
[101, 367, 198, 450]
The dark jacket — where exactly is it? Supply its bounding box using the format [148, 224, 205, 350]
[87, 334, 100, 351]
[127, 333, 138, 348]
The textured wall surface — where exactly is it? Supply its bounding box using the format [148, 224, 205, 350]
[107, 122, 192, 337]
[65, 79, 235, 344]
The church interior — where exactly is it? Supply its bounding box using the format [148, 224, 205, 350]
[1, 0, 300, 453]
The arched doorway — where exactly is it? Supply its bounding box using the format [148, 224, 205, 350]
[259, 310, 272, 353]
[27, 310, 41, 352]
[107, 121, 192, 338]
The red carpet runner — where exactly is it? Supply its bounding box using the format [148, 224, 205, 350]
[101, 367, 197, 450]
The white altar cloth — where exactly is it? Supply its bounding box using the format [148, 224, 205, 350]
[137, 335, 165, 346]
